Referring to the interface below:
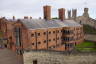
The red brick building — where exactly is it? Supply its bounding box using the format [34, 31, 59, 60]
[0, 5, 84, 53]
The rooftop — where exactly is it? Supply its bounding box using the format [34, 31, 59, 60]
[20, 19, 81, 29]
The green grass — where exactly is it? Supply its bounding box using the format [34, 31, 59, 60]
[76, 48, 96, 52]
[76, 41, 96, 52]
[83, 24, 96, 34]
[76, 41, 95, 47]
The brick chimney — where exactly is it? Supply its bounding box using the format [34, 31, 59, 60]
[72, 9, 77, 20]
[24, 16, 28, 19]
[43, 5, 51, 20]
[58, 8, 65, 21]
[68, 10, 71, 19]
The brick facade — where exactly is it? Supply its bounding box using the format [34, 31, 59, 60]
[0, 5, 84, 53]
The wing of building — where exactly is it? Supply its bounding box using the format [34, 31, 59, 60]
[0, 5, 84, 53]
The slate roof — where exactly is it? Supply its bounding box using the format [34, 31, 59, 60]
[20, 19, 81, 29]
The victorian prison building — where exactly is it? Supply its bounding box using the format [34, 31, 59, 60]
[0, 5, 84, 54]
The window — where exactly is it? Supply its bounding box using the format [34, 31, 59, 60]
[49, 31, 51, 34]
[65, 43, 74, 48]
[57, 30, 59, 33]
[63, 37, 73, 41]
[31, 34, 34, 37]
[53, 46, 55, 48]
[49, 39, 51, 42]
[44, 40, 46, 43]
[53, 38, 55, 41]
[49, 47, 51, 49]
[32, 43, 34, 45]
[63, 30, 73, 34]
[53, 31, 55, 34]
[43, 32, 46, 35]
[61, 30, 63, 32]
[38, 42, 41, 44]
[38, 33, 40, 36]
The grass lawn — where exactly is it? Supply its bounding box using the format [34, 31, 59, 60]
[76, 41, 96, 52]
[76, 41, 95, 47]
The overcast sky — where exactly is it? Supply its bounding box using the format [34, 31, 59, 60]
[0, 0, 96, 19]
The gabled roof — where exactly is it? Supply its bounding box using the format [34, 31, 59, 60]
[20, 19, 81, 29]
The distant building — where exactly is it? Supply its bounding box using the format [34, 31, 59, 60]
[68, 7, 96, 29]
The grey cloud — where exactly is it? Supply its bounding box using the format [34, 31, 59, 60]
[0, 0, 96, 19]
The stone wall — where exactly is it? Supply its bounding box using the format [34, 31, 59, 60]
[24, 51, 96, 64]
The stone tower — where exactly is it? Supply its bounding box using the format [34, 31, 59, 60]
[72, 9, 77, 20]
[68, 10, 71, 19]
[83, 8, 89, 18]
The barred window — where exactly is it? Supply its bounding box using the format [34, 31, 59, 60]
[49, 31, 51, 34]
[53, 31, 55, 33]
[43, 32, 46, 35]
[53, 38, 55, 41]
[49, 39, 51, 42]
[44, 40, 46, 43]
[31, 34, 34, 37]
[38, 33, 40, 36]
[38, 42, 41, 44]
[32, 43, 34, 45]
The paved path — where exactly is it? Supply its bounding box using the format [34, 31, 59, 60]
[24, 51, 96, 64]
[85, 34, 96, 42]
[0, 49, 21, 64]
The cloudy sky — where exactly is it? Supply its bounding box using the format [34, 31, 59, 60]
[0, 0, 96, 19]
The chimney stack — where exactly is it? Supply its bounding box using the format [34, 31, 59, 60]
[58, 8, 65, 21]
[43, 5, 51, 20]
[68, 10, 71, 19]
[24, 16, 28, 19]
[72, 9, 77, 20]
[30, 16, 32, 19]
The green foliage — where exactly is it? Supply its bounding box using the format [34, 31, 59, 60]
[76, 41, 95, 47]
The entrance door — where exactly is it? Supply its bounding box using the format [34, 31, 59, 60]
[33, 60, 37, 64]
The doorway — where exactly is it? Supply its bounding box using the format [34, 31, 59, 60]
[33, 60, 37, 64]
